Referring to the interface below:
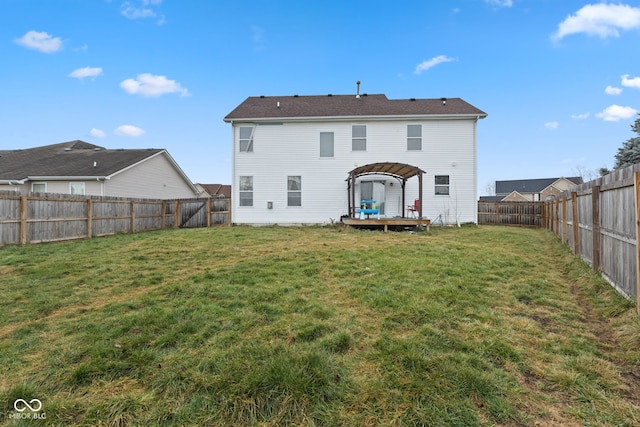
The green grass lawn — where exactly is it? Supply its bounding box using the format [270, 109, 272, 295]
[1, 225, 639, 426]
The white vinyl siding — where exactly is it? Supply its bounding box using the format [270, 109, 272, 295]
[232, 119, 478, 225]
[103, 153, 197, 199]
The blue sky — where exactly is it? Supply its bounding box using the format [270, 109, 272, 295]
[1, 0, 639, 194]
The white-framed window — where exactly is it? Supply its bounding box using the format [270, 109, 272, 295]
[31, 182, 46, 193]
[407, 124, 422, 151]
[320, 132, 334, 157]
[435, 175, 450, 195]
[287, 176, 301, 207]
[352, 125, 366, 151]
[239, 126, 254, 152]
[239, 176, 253, 206]
[70, 182, 85, 195]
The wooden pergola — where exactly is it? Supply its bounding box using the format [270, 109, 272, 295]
[347, 162, 425, 219]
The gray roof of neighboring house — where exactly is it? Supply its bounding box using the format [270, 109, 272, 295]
[479, 196, 505, 202]
[0, 140, 165, 181]
[198, 184, 231, 198]
[224, 94, 487, 121]
[495, 177, 583, 195]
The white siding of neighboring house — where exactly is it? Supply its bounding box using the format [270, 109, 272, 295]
[232, 118, 479, 225]
[0, 180, 104, 195]
[104, 152, 197, 199]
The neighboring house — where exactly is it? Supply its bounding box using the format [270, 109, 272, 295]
[482, 177, 583, 202]
[0, 140, 199, 199]
[224, 92, 487, 225]
[195, 183, 232, 198]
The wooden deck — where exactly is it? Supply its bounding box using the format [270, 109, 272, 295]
[342, 217, 431, 232]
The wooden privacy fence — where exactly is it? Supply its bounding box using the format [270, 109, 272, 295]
[0, 191, 231, 246]
[543, 164, 640, 312]
[478, 201, 545, 226]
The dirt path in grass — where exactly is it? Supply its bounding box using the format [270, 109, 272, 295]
[569, 282, 640, 407]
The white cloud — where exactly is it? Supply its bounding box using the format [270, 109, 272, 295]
[621, 74, 640, 89]
[69, 67, 103, 79]
[14, 30, 62, 53]
[596, 104, 638, 122]
[571, 112, 590, 120]
[545, 121, 559, 130]
[120, 73, 190, 97]
[552, 3, 640, 41]
[121, 1, 165, 25]
[89, 128, 106, 138]
[605, 85, 622, 95]
[114, 125, 146, 137]
[121, 2, 155, 19]
[485, 0, 513, 8]
[414, 55, 455, 74]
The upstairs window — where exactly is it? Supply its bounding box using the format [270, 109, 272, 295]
[287, 176, 302, 207]
[435, 175, 450, 195]
[320, 132, 334, 157]
[239, 176, 253, 206]
[239, 126, 254, 152]
[407, 124, 422, 151]
[352, 125, 366, 151]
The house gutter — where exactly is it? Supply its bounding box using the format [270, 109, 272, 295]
[25, 176, 109, 181]
[0, 179, 26, 185]
[224, 113, 488, 124]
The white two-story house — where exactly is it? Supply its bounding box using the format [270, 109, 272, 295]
[224, 92, 487, 225]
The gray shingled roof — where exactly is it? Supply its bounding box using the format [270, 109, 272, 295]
[224, 94, 487, 121]
[198, 184, 231, 198]
[495, 177, 584, 194]
[0, 140, 165, 181]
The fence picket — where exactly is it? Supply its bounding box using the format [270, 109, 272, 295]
[0, 191, 230, 246]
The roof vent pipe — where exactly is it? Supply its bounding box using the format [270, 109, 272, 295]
[356, 81, 361, 98]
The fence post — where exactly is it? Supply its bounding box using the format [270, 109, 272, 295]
[175, 200, 180, 228]
[87, 198, 93, 239]
[161, 200, 166, 229]
[592, 185, 601, 272]
[20, 195, 27, 244]
[571, 192, 579, 255]
[494, 202, 499, 225]
[130, 200, 136, 233]
[634, 172, 640, 314]
[562, 196, 567, 245]
[207, 198, 212, 227]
